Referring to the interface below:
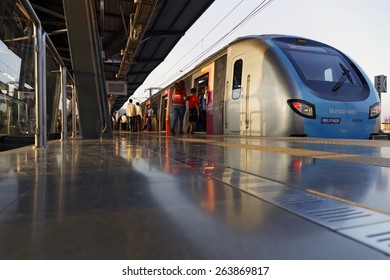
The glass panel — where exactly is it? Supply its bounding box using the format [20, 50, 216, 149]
[232, 59, 242, 100]
[0, 0, 36, 135]
[46, 48, 62, 134]
[289, 51, 357, 84]
[274, 37, 369, 102]
[287, 49, 369, 101]
[324, 68, 333, 82]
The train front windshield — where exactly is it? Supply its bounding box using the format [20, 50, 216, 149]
[274, 38, 370, 102]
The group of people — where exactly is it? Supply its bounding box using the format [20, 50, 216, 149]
[112, 81, 208, 135]
[112, 100, 153, 132]
[171, 80, 208, 135]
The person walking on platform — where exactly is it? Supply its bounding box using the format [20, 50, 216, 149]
[112, 110, 118, 131]
[171, 80, 187, 135]
[135, 102, 142, 132]
[120, 113, 128, 131]
[126, 99, 137, 132]
[187, 88, 199, 134]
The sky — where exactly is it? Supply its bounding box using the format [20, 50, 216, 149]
[131, 0, 390, 120]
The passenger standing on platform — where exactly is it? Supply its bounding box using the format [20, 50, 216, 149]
[187, 88, 199, 134]
[111, 110, 116, 131]
[197, 86, 207, 132]
[171, 80, 187, 135]
[143, 104, 153, 131]
[120, 114, 128, 131]
[204, 85, 209, 104]
[114, 110, 120, 131]
[126, 99, 137, 132]
[135, 102, 142, 132]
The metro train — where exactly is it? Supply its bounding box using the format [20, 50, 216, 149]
[141, 34, 381, 139]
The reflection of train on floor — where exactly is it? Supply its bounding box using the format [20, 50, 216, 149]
[141, 34, 381, 139]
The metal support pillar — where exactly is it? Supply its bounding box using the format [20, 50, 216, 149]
[62, 0, 112, 139]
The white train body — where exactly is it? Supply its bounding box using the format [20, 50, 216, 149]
[142, 35, 380, 139]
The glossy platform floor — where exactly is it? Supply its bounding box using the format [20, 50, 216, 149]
[0, 133, 390, 259]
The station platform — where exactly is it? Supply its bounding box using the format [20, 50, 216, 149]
[0, 133, 389, 260]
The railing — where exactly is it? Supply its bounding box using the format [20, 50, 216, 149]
[0, 0, 73, 149]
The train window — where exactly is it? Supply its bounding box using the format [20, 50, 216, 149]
[232, 59, 243, 100]
[274, 37, 369, 101]
[289, 51, 353, 83]
[287, 50, 369, 101]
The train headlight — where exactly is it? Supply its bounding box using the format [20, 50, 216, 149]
[287, 99, 316, 119]
[369, 102, 381, 119]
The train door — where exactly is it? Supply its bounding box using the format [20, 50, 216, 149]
[225, 56, 244, 134]
[150, 96, 160, 131]
[160, 91, 169, 132]
[194, 74, 209, 133]
[213, 55, 227, 135]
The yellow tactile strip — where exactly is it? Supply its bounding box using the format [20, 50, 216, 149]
[177, 137, 360, 159]
[285, 138, 390, 148]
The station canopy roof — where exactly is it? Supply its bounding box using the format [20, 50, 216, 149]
[29, 0, 215, 110]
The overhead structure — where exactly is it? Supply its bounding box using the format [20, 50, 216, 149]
[28, 0, 215, 138]
[110, 0, 216, 110]
[116, 0, 157, 80]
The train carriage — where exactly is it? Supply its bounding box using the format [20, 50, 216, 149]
[142, 35, 380, 139]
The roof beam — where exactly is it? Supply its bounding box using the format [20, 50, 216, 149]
[31, 3, 65, 20]
[143, 30, 185, 39]
[133, 58, 163, 64]
[116, 0, 157, 79]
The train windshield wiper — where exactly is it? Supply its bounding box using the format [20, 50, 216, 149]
[332, 63, 353, 92]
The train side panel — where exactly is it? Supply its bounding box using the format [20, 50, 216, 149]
[224, 39, 303, 136]
[212, 55, 227, 135]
